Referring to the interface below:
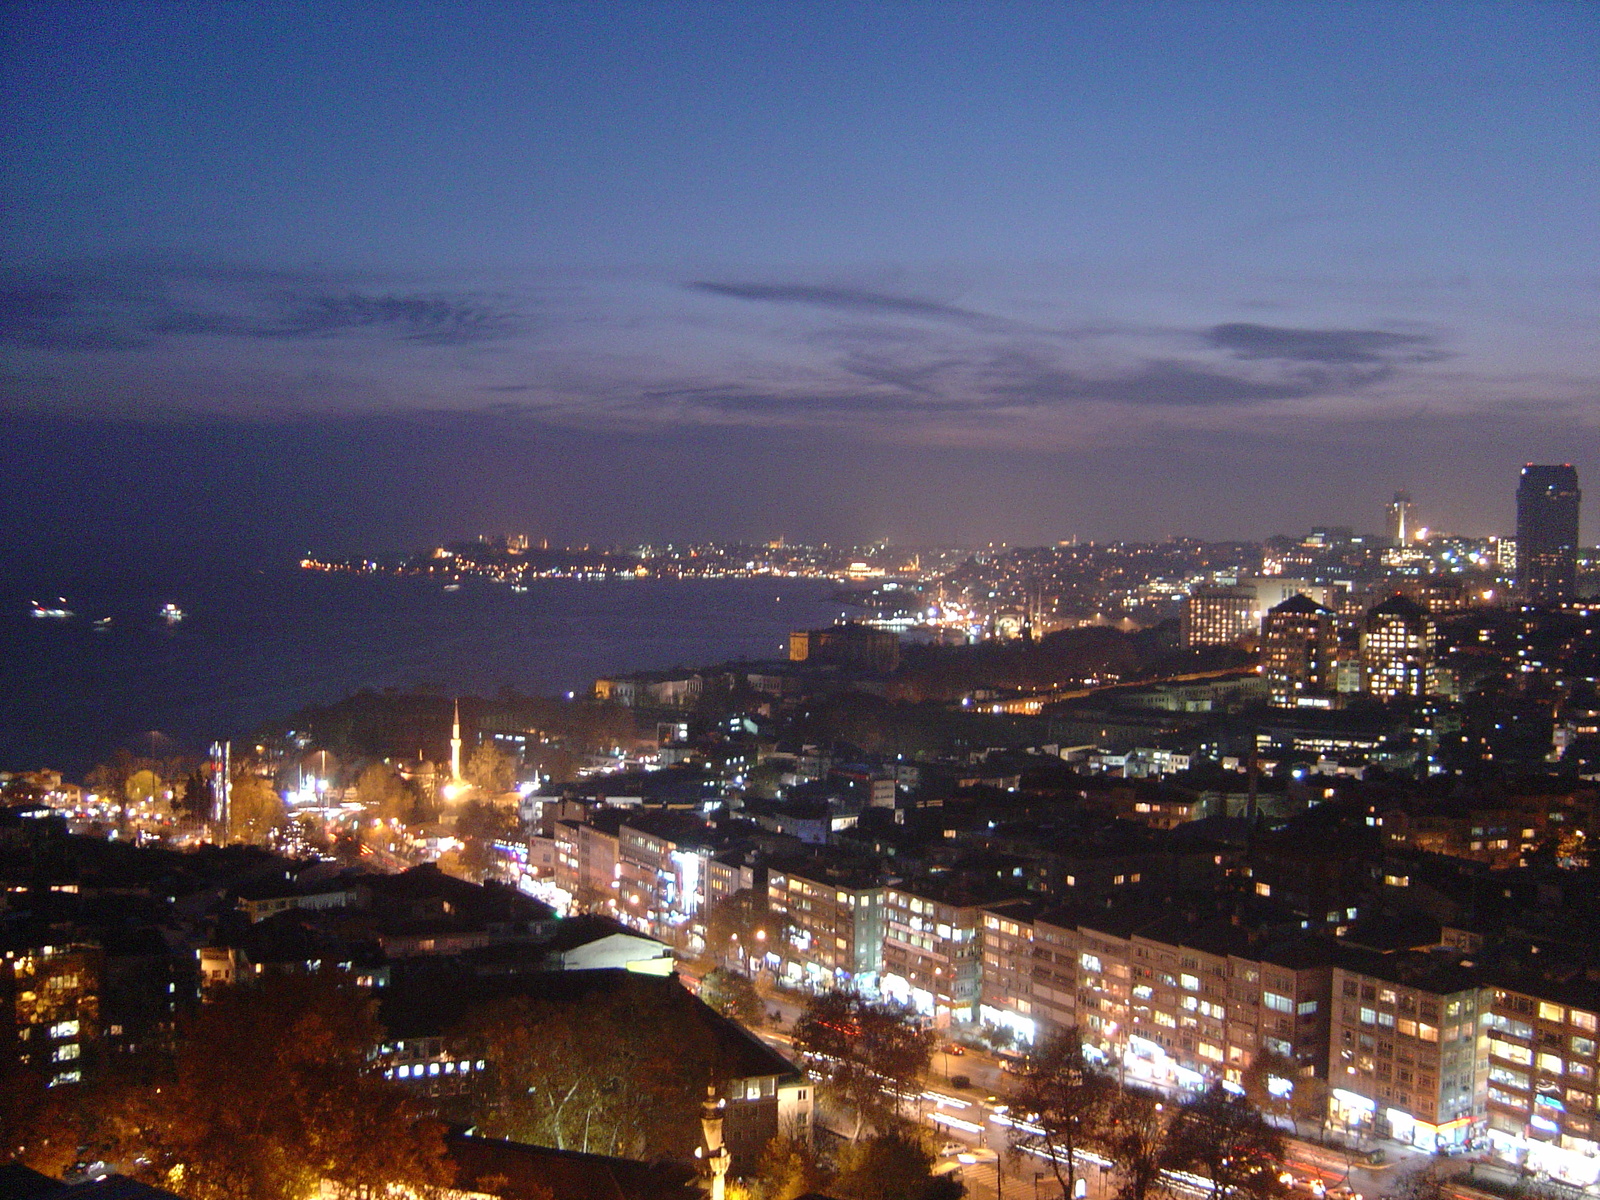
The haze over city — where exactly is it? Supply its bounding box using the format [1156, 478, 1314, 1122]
[3, 3, 1597, 568]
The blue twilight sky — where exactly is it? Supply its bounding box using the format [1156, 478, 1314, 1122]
[1, 2, 1597, 561]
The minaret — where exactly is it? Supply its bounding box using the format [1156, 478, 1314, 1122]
[698, 1087, 730, 1200]
[450, 700, 463, 783]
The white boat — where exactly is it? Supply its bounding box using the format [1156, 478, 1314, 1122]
[160, 603, 185, 623]
[93, 617, 113, 630]
[29, 599, 73, 619]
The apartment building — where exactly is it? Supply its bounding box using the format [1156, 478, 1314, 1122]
[880, 879, 998, 1026]
[1483, 975, 1600, 1185]
[977, 899, 1044, 1043]
[1327, 951, 1486, 1150]
[552, 808, 629, 915]
[614, 812, 716, 947]
[983, 903, 1333, 1096]
[0, 939, 101, 1088]
[765, 859, 886, 992]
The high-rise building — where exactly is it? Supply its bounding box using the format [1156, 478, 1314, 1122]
[1182, 587, 1257, 647]
[1263, 594, 1338, 708]
[1516, 464, 1581, 604]
[1388, 491, 1414, 545]
[1361, 594, 1437, 700]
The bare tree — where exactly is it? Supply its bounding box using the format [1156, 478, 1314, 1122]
[1105, 1087, 1172, 1200]
[1161, 1085, 1285, 1200]
[1009, 1027, 1116, 1200]
[791, 991, 933, 1142]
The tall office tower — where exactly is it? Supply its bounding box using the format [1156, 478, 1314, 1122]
[1361, 593, 1437, 700]
[1182, 587, 1257, 647]
[1516, 464, 1581, 604]
[1387, 490, 1414, 545]
[1263, 594, 1338, 708]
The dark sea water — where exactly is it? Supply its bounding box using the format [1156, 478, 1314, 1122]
[0, 568, 850, 777]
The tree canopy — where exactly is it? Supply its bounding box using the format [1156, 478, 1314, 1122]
[1161, 1084, 1286, 1200]
[791, 991, 932, 1141]
[72, 973, 448, 1200]
[1009, 1027, 1117, 1200]
[457, 977, 724, 1161]
[228, 773, 287, 844]
[703, 887, 783, 969]
[357, 761, 412, 824]
[829, 1131, 961, 1200]
[464, 740, 516, 797]
[698, 968, 765, 1027]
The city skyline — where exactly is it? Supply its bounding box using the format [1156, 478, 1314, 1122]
[2, 4, 1597, 565]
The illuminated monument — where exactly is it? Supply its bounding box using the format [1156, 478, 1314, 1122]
[1387, 490, 1414, 544]
[1516, 464, 1581, 604]
[451, 699, 463, 784]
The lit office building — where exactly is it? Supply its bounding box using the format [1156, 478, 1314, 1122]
[1183, 588, 1257, 647]
[1361, 594, 1437, 700]
[1263, 594, 1339, 708]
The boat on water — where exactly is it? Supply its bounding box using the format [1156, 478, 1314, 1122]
[160, 603, 185, 623]
[93, 617, 113, 630]
[443, 583, 461, 592]
[29, 599, 73, 619]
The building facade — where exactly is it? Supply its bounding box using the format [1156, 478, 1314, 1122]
[1361, 594, 1438, 700]
[1183, 588, 1257, 648]
[1327, 955, 1485, 1150]
[1517, 464, 1581, 604]
[1264, 594, 1339, 709]
[766, 861, 886, 992]
[1483, 979, 1600, 1185]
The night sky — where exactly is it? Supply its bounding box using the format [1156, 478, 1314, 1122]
[2, 3, 1596, 566]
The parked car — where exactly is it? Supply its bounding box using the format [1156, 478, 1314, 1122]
[950, 1073, 972, 1090]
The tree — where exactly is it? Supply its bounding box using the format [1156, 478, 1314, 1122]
[125, 767, 164, 808]
[452, 800, 518, 881]
[464, 740, 516, 797]
[1105, 1087, 1172, 1200]
[704, 888, 782, 969]
[459, 978, 722, 1160]
[791, 991, 933, 1141]
[357, 761, 412, 824]
[830, 1131, 962, 1200]
[744, 1132, 823, 1200]
[1289, 1074, 1330, 1141]
[227, 774, 286, 844]
[1161, 1085, 1286, 1200]
[698, 968, 764, 1027]
[89, 973, 449, 1200]
[1241, 1050, 1297, 1132]
[1009, 1027, 1116, 1200]
[175, 770, 213, 826]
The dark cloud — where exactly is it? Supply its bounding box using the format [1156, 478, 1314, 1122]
[0, 262, 523, 352]
[268, 293, 518, 344]
[1052, 359, 1331, 406]
[0, 282, 153, 351]
[635, 383, 973, 418]
[689, 280, 1002, 326]
[1206, 322, 1443, 365]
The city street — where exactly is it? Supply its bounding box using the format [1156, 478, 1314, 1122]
[734, 973, 1487, 1200]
